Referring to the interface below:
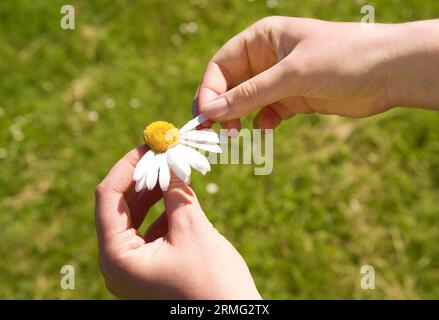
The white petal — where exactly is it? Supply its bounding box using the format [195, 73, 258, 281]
[180, 145, 211, 175]
[179, 114, 207, 133]
[180, 130, 220, 144]
[146, 154, 160, 190]
[166, 146, 191, 184]
[135, 174, 147, 192]
[133, 150, 154, 181]
[158, 153, 170, 191]
[180, 140, 222, 153]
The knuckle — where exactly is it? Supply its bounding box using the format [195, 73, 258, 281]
[289, 49, 321, 77]
[95, 183, 107, 198]
[172, 213, 197, 230]
[256, 16, 277, 28]
[254, 16, 291, 32]
[171, 208, 209, 232]
[235, 81, 258, 102]
[288, 56, 311, 75]
[281, 56, 314, 93]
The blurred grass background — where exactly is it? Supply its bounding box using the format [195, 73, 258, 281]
[0, 0, 438, 299]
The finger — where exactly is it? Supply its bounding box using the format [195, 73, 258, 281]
[163, 173, 209, 240]
[196, 51, 247, 133]
[253, 100, 297, 130]
[105, 145, 148, 205]
[222, 118, 241, 137]
[192, 89, 215, 129]
[201, 59, 298, 121]
[95, 145, 147, 244]
[195, 86, 236, 131]
[129, 184, 163, 229]
[199, 36, 252, 100]
[196, 29, 256, 123]
[254, 106, 283, 131]
[197, 22, 285, 133]
[196, 63, 227, 124]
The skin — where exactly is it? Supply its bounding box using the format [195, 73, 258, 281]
[194, 17, 439, 131]
[95, 145, 261, 299]
[97, 17, 439, 299]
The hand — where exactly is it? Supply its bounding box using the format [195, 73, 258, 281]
[95, 146, 261, 299]
[195, 17, 439, 131]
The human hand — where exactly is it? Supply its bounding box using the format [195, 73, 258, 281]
[195, 17, 439, 131]
[95, 146, 261, 299]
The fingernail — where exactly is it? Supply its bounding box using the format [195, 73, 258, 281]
[203, 98, 228, 118]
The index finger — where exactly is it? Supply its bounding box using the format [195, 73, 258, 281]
[95, 145, 146, 244]
[195, 33, 252, 130]
[200, 31, 253, 100]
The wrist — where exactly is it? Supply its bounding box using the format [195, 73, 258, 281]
[385, 20, 439, 109]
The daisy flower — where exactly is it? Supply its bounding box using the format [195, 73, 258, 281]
[133, 114, 221, 192]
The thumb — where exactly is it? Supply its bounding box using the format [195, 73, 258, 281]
[200, 61, 293, 121]
[163, 173, 209, 235]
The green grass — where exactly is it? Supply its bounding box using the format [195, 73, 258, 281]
[0, 0, 438, 299]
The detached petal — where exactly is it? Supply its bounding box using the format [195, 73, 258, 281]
[179, 114, 207, 133]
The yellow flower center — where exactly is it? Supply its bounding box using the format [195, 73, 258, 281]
[143, 121, 180, 153]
